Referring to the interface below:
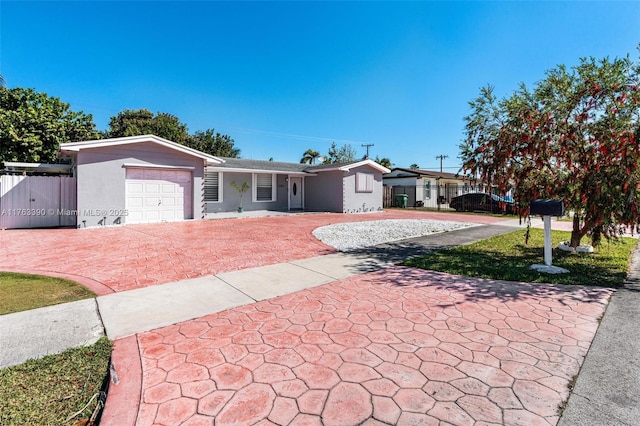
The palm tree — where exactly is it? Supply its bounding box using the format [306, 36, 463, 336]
[300, 148, 321, 164]
[0, 75, 6, 88]
[374, 156, 392, 169]
[409, 163, 420, 170]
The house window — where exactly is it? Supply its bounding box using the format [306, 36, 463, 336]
[254, 173, 276, 202]
[356, 172, 374, 193]
[424, 181, 431, 199]
[204, 171, 222, 202]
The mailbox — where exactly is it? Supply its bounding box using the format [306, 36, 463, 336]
[530, 199, 565, 217]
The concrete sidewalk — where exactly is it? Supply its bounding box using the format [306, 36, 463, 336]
[0, 299, 104, 369]
[559, 247, 640, 426]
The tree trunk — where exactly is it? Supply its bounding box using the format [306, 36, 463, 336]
[570, 214, 583, 248]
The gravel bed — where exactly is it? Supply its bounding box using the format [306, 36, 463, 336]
[313, 219, 474, 251]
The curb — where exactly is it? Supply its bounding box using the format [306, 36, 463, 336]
[100, 335, 142, 426]
[0, 268, 114, 296]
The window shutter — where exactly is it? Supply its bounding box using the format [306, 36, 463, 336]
[204, 172, 219, 202]
[256, 174, 273, 201]
[356, 172, 374, 193]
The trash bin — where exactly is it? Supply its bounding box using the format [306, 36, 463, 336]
[395, 194, 408, 208]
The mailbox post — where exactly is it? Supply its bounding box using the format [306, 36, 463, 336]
[529, 199, 568, 273]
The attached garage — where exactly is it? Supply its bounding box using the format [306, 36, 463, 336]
[59, 135, 223, 227]
[125, 168, 193, 224]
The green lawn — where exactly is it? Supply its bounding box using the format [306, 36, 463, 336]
[404, 228, 637, 287]
[0, 337, 112, 426]
[0, 272, 95, 315]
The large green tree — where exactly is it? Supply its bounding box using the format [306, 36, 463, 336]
[324, 142, 358, 164]
[0, 87, 99, 163]
[105, 109, 191, 145]
[105, 109, 240, 157]
[189, 129, 240, 158]
[460, 54, 640, 247]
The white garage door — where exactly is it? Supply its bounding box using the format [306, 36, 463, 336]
[125, 168, 192, 224]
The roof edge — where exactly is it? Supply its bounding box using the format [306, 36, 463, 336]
[59, 134, 225, 165]
[309, 159, 390, 174]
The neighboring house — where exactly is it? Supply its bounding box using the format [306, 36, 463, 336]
[383, 168, 477, 208]
[21, 134, 391, 228]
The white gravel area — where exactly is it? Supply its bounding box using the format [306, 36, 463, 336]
[313, 219, 474, 251]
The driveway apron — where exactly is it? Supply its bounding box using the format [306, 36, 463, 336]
[118, 267, 609, 426]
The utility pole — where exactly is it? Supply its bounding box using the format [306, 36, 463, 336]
[435, 155, 448, 172]
[362, 143, 374, 159]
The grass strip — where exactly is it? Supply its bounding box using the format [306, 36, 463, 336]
[0, 272, 95, 315]
[0, 337, 112, 426]
[404, 228, 637, 287]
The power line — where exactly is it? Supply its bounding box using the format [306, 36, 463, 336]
[420, 165, 461, 170]
[435, 155, 449, 172]
[217, 126, 373, 146]
[361, 143, 374, 159]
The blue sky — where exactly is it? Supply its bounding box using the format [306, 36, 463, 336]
[1, 1, 638, 170]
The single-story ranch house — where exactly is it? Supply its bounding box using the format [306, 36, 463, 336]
[0, 135, 389, 228]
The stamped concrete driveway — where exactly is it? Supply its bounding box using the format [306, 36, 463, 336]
[3, 211, 609, 425]
[106, 267, 610, 426]
[0, 211, 505, 293]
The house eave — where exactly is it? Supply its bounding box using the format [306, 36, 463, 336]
[311, 160, 390, 174]
[2, 162, 72, 170]
[206, 166, 314, 176]
[59, 134, 225, 165]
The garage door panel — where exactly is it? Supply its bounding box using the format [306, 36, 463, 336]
[162, 183, 177, 193]
[126, 168, 192, 224]
[161, 210, 176, 221]
[127, 182, 144, 193]
[128, 211, 144, 222]
[145, 183, 161, 194]
[161, 197, 176, 207]
[145, 210, 160, 221]
[128, 197, 144, 207]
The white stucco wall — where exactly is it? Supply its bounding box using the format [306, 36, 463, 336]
[342, 166, 385, 213]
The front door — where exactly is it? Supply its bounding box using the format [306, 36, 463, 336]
[289, 177, 303, 209]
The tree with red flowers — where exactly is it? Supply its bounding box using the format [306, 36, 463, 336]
[460, 54, 640, 247]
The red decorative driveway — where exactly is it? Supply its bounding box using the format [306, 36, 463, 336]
[0, 211, 505, 293]
[2, 211, 610, 424]
[111, 267, 609, 426]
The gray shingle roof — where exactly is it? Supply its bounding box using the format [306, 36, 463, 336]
[387, 167, 464, 180]
[214, 157, 309, 173]
[210, 158, 386, 174]
[304, 161, 357, 171]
